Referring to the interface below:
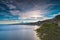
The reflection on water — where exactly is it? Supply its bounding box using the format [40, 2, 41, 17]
[0, 25, 39, 40]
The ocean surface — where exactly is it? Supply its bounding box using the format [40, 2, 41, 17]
[0, 25, 39, 40]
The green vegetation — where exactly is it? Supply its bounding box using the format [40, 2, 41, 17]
[36, 23, 60, 40]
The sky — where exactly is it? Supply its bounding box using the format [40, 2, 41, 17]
[0, 0, 60, 24]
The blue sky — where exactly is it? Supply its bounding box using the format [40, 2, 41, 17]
[0, 0, 60, 24]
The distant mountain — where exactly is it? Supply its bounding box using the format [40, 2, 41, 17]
[9, 15, 60, 25]
[37, 15, 60, 26]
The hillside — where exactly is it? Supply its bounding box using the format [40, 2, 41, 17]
[36, 15, 60, 40]
[37, 15, 60, 26]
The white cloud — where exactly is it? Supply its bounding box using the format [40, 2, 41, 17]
[17, 10, 50, 21]
[8, 4, 16, 9]
[19, 10, 44, 18]
[10, 10, 21, 16]
[52, 13, 60, 17]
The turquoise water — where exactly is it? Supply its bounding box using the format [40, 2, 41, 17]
[0, 25, 39, 40]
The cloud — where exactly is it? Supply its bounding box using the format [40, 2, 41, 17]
[10, 10, 21, 16]
[51, 12, 60, 17]
[0, 0, 60, 23]
[7, 4, 16, 9]
[20, 10, 42, 18]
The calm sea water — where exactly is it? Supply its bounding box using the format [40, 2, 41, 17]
[0, 25, 39, 40]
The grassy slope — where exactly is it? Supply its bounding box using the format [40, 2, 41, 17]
[36, 23, 60, 40]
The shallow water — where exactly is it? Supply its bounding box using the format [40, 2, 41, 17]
[0, 25, 39, 40]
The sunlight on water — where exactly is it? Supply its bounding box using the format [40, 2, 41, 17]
[33, 25, 40, 40]
[0, 25, 40, 40]
[33, 25, 39, 29]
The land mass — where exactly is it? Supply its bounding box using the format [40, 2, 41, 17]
[36, 15, 60, 40]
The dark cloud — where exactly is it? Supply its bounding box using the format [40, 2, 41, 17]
[0, 2, 18, 20]
[0, 0, 60, 21]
